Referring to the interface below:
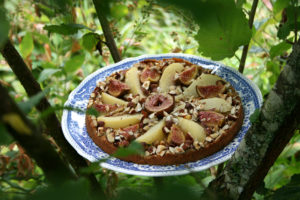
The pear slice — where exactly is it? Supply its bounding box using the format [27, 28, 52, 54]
[101, 92, 128, 106]
[159, 63, 184, 92]
[135, 120, 165, 144]
[125, 67, 144, 97]
[178, 117, 205, 142]
[199, 97, 231, 113]
[97, 114, 142, 129]
[179, 74, 224, 99]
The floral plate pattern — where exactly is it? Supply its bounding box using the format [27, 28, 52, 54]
[61, 53, 263, 176]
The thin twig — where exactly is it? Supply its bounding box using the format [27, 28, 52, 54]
[1, 178, 31, 193]
[92, 0, 121, 62]
[234, 54, 241, 62]
[285, 39, 295, 45]
[238, 0, 259, 73]
[294, 0, 298, 43]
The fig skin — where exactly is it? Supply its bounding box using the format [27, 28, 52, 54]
[167, 124, 185, 145]
[196, 83, 225, 98]
[179, 65, 198, 85]
[107, 79, 130, 97]
[144, 93, 174, 116]
[198, 111, 225, 127]
[95, 104, 118, 113]
[140, 67, 161, 83]
[121, 124, 139, 133]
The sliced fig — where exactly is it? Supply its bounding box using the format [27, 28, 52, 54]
[196, 84, 225, 98]
[95, 104, 118, 114]
[145, 93, 174, 115]
[167, 124, 185, 145]
[198, 111, 225, 127]
[179, 74, 224, 100]
[107, 79, 130, 97]
[140, 67, 160, 83]
[179, 65, 198, 85]
[121, 124, 139, 133]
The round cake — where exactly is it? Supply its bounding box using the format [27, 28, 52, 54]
[86, 58, 244, 165]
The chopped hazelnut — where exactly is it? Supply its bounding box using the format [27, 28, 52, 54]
[156, 145, 166, 154]
[107, 132, 115, 143]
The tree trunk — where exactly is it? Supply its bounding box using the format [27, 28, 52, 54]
[206, 39, 300, 199]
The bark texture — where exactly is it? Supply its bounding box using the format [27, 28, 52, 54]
[92, 0, 122, 62]
[207, 39, 300, 199]
[0, 84, 75, 184]
[0, 40, 104, 195]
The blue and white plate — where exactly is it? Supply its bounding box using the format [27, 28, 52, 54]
[62, 53, 262, 176]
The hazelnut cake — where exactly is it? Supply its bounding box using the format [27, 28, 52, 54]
[86, 58, 244, 165]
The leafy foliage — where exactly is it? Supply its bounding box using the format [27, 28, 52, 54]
[64, 54, 85, 73]
[0, 3, 9, 47]
[269, 41, 292, 59]
[113, 141, 144, 157]
[277, 4, 300, 40]
[161, 0, 252, 60]
[17, 90, 48, 114]
[19, 32, 34, 58]
[0, 124, 13, 145]
[81, 33, 101, 52]
[271, 174, 300, 200]
[44, 24, 92, 35]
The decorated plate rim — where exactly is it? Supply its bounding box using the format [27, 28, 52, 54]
[62, 53, 263, 176]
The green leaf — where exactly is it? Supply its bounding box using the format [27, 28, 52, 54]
[81, 32, 100, 52]
[44, 24, 92, 35]
[265, 165, 287, 189]
[36, 3, 56, 18]
[20, 32, 34, 58]
[270, 41, 292, 59]
[38, 68, 61, 82]
[40, 105, 84, 119]
[277, 5, 300, 40]
[41, 62, 57, 69]
[113, 141, 144, 157]
[250, 109, 260, 123]
[271, 174, 300, 200]
[161, 0, 252, 60]
[0, 6, 9, 47]
[236, 0, 246, 8]
[111, 4, 129, 19]
[0, 123, 13, 145]
[273, 0, 291, 14]
[80, 161, 102, 174]
[18, 90, 49, 114]
[34, 0, 72, 17]
[86, 107, 100, 117]
[64, 54, 85, 73]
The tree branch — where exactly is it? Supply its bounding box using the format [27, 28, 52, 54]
[238, 0, 259, 73]
[92, 0, 122, 62]
[0, 40, 104, 196]
[0, 84, 75, 184]
[206, 40, 300, 199]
